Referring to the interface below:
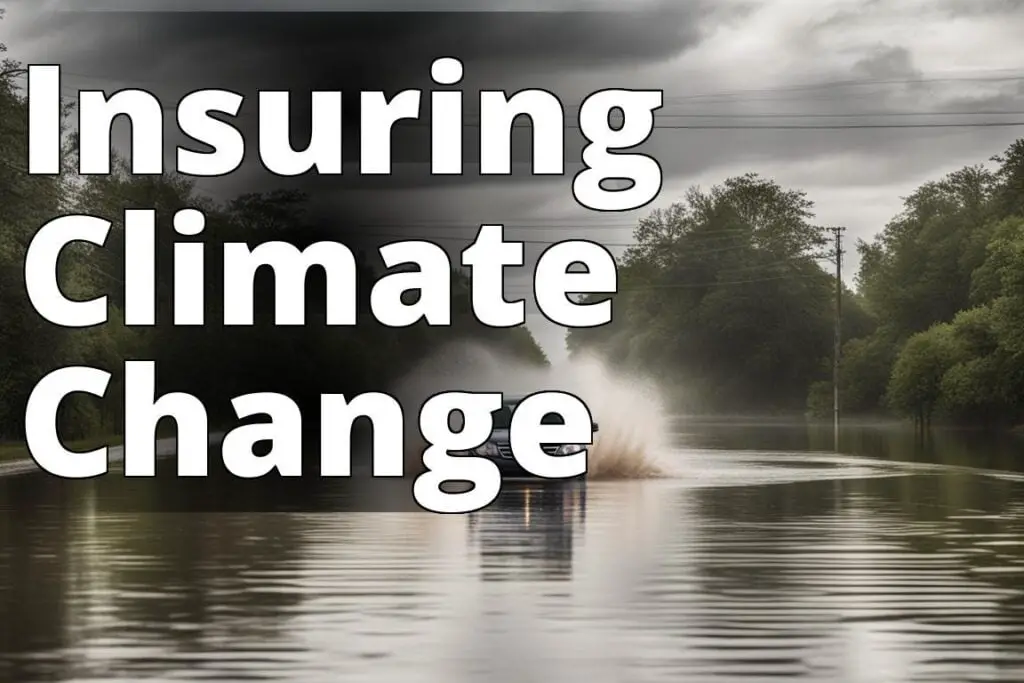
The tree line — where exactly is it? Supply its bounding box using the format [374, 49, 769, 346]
[0, 46, 547, 444]
[567, 140, 1024, 429]
[6, 30, 1024, 439]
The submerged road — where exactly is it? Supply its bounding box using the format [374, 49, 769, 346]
[3, 421, 1024, 682]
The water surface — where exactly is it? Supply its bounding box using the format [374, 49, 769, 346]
[2, 419, 1024, 682]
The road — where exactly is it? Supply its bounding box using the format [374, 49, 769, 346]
[3, 420, 1024, 682]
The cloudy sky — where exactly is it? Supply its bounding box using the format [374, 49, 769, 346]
[3, 0, 1023, 362]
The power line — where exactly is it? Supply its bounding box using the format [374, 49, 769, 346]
[21, 66, 1024, 96]
[13, 68, 1024, 126]
[40, 82, 1024, 123]
[77, 260, 826, 292]
[659, 70, 1024, 100]
[619, 272, 824, 289]
[41, 80, 1024, 119]
[43, 95, 1024, 130]
[299, 230, 836, 258]
[505, 272, 825, 291]
[646, 110, 1024, 119]
[646, 121, 1024, 130]
[36, 84, 1024, 129]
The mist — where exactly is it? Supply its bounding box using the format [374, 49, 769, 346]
[393, 341, 673, 479]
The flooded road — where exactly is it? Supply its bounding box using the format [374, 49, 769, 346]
[3, 419, 1024, 682]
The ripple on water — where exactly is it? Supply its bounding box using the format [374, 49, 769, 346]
[1, 450, 1024, 682]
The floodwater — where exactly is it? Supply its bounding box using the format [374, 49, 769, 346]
[3, 418, 1024, 683]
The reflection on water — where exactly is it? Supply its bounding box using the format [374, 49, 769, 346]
[1, 421, 1024, 682]
[678, 416, 1024, 474]
[468, 484, 585, 583]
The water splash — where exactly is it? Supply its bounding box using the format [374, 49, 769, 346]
[393, 341, 671, 479]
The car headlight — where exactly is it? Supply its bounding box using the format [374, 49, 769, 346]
[472, 441, 499, 457]
[553, 444, 586, 456]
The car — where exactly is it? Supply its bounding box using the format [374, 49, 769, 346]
[461, 395, 597, 481]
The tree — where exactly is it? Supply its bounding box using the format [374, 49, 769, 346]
[847, 141, 1024, 426]
[0, 37, 109, 438]
[857, 165, 997, 338]
[568, 173, 866, 413]
[886, 323, 958, 428]
[0, 34, 549, 443]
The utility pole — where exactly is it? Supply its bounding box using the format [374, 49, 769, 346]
[828, 226, 846, 452]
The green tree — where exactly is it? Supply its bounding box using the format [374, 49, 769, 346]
[856, 165, 996, 337]
[0, 33, 548, 445]
[0, 37, 112, 439]
[885, 323, 958, 427]
[851, 141, 1024, 427]
[568, 173, 870, 413]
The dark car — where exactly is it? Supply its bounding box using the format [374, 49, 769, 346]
[462, 395, 597, 480]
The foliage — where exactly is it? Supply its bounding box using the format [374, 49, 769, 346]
[885, 323, 958, 423]
[0, 43, 547, 442]
[568, 138, 1024, 428]
[0, 44, 110, 438]
[567, 173, 871, 413]
[854, 146, 1024, 427]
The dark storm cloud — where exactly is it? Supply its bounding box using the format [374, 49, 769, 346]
[22, 1, 1014, 203]
[10, 4, 1023, 218]
[24, 5, 714, 86]
[10, 2, 1019, 209]
[10, 6, 725, 191]
[35, 0, 701, 9]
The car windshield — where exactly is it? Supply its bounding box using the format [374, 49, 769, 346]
[491, 403, 565, 430]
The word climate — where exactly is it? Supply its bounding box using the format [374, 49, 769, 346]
[25, 212, 617, 329]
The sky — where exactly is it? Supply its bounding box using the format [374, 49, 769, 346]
[3, 0, 1024, 363]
